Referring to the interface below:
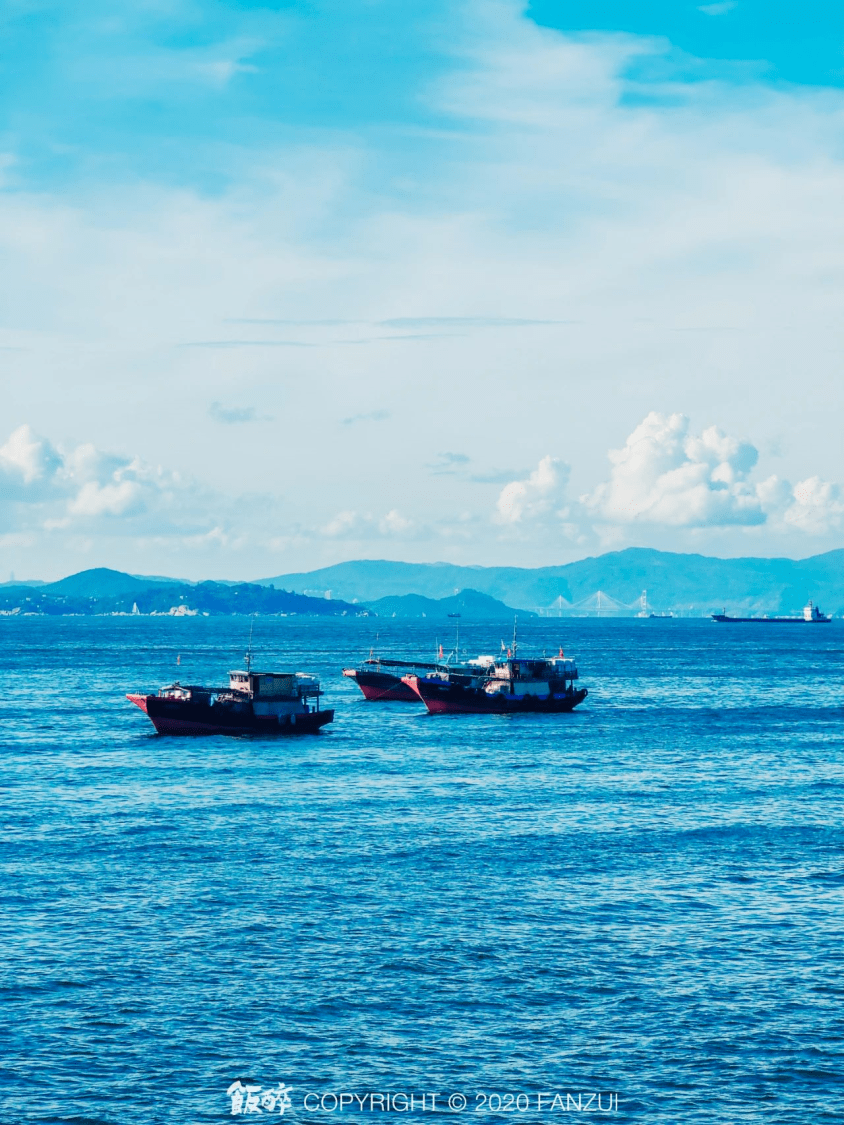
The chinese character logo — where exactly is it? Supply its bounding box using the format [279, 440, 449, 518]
[227, 1081, 293, 1115]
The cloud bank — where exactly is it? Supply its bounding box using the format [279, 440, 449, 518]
[489, 412, 844, 551]
[0, 424, 221, 541]
[2, 409, 842, 577]
[584, 412, 844, 537]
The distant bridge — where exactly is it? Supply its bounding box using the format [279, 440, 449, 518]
[536, 589, 666, 617]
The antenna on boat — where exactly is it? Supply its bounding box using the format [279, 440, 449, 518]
[512, 616, 518, 658]
[245, 614, 255, 673]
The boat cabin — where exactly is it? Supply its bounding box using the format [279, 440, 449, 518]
[803, 601, 829, 622]
[484, 655, 579, 697]
[228, 670, 321, 699]
[489, 656, 578, 681]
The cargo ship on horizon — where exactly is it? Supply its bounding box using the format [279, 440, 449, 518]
[711, 600, 831, 624]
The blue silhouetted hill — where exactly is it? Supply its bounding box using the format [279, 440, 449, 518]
[369, 588, 533, 620]
[45, 568, 155, 597]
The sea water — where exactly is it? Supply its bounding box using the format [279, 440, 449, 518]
[1, 617, 842, 1123]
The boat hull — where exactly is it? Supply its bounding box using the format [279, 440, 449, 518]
[127, 694, 333, 736]
[342, 668, 420, 702]
[711, 615, 830, 624]
[406, 678, 588, 715]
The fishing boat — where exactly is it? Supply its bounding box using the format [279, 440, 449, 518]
[402, 621, 587, 715]
[404, 651, 586, 714]
[128, 654, 332, 735]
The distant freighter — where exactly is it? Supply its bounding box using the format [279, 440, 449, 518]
[711, 600, 831, 624]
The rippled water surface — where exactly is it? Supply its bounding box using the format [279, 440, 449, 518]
[2, 617, 843, 1123]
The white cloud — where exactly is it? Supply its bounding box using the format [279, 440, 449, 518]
[379, 509, 413, 535]
[68, 478, 143, 518]
[0, 423, 214, 535]
[582, 411, 844, 539]
[0, 424, 62, 487]
[781, 476, 844, 534]
[584, 412, 766, 528]
[496, 456, 569, 524]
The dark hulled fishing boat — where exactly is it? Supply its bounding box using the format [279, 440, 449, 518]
[127, 667, 332, 735]
[404, 653, 587, 715]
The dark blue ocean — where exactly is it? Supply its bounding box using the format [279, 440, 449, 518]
[2, 617, 843, 1123]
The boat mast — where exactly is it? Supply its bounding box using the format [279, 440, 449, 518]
[245, 614, 255, 673]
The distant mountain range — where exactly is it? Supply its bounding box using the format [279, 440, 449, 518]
[261, 547, 844, 617]
[0, 569, 367, 618]
[2, 548, 843, 617]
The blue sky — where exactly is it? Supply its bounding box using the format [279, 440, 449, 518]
[6, 2, 844, 192]
[2, 1, 844, 579]
[532, 1, 844, 87]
